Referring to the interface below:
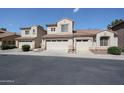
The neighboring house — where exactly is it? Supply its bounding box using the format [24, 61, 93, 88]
[16, 25, 46, 50]
[41, 18, 118, 52]
[0, 29, 20, 47]
[111, 22, 124, 48]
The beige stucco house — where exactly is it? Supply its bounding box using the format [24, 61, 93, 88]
[16, 25, 46, 50]
[0, 29, 20, 48]
[41, 18, 118, 52]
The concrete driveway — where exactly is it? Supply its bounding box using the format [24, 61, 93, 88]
[0, 48, 94, 57]
[1, 49, 124, 60]
[0, 55, 124, 85]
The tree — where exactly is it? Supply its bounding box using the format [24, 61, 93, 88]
[0, 28, 7, 31]
[107, 19, 124, 29]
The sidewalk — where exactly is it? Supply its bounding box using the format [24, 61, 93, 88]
[0, 49, 124, 60]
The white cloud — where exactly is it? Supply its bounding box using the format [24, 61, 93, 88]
[73, 8, 79, 13]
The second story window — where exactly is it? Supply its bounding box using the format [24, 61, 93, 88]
[51, 28, 56, 32]
[61, 24, 68, 32]
[33, 29, 36, 34]
[25, 30, 29, 35]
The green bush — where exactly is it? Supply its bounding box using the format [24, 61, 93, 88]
[107, 46, 121, 55]
[22, 45, 30, 52]
[1, 45, 16, 50]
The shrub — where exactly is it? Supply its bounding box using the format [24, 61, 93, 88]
[1, 45, 16, 50]
[22, 45, 30, 52]
[107, 46, 121, 55]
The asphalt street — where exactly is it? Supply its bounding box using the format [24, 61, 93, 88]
[0, 55, 124, 85]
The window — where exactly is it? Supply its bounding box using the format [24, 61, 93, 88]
[83, 39, 88, 42]
[51, 28, 56, 32]
[19, 40, 32, 42]
[76, 40, 82, 42]
[76, 39, 88, 42]
[57, 40, 62, 42]
[25, 30, 29, 35]
[33, 29, 36, 34]
[100, 37, 109, 46]
[52, 40, 56, 42]
[63, 40, 68, 42]
[61, 24, 68, 32]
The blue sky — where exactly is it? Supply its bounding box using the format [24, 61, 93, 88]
[0, 8, 124, 33]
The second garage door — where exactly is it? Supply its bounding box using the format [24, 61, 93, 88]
[46, 40, 68, 51]
[76, 39, 92, 51]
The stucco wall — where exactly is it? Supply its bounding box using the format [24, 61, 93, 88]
[95, 31, 118, 49]
[68, 39, 73, 49]
[116, 29, 124, 48]
[47, 19, 73, 35]
[21, 26, 38, 37]
[47, 26, 57, 34]
[35, 27, 47, 48]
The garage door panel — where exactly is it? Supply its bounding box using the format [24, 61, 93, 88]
[76, 39, 92, 51]
[46, 40, 68, 50]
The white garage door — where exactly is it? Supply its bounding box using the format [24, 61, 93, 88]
[76, 39, 92, 51]
[19, 41, 33, 49]
[46, 40, 68, 51]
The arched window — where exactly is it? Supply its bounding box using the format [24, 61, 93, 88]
[100, 36, 109, 46]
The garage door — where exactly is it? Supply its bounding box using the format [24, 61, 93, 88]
[46, 40, 68, 51]
[19, 41, 33, 49]
[76, 39, 92, 51]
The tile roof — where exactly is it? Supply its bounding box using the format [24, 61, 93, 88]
[20, 25, 44, 30]
[0, 32, 19, 39]
[111, 21, 124, 28]
[46, 18, 73, 27]
[0, 30, 6, 33]
[16, 37, 36, 40]
[42, 34, 73, 39]
[42, 30, 102, 39]
[74, 30, 101, 37]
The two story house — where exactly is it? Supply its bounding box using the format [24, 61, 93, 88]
[41, 18, 118, 52]
[16, 25, 46, 50]
[42, 18, 74, 52]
